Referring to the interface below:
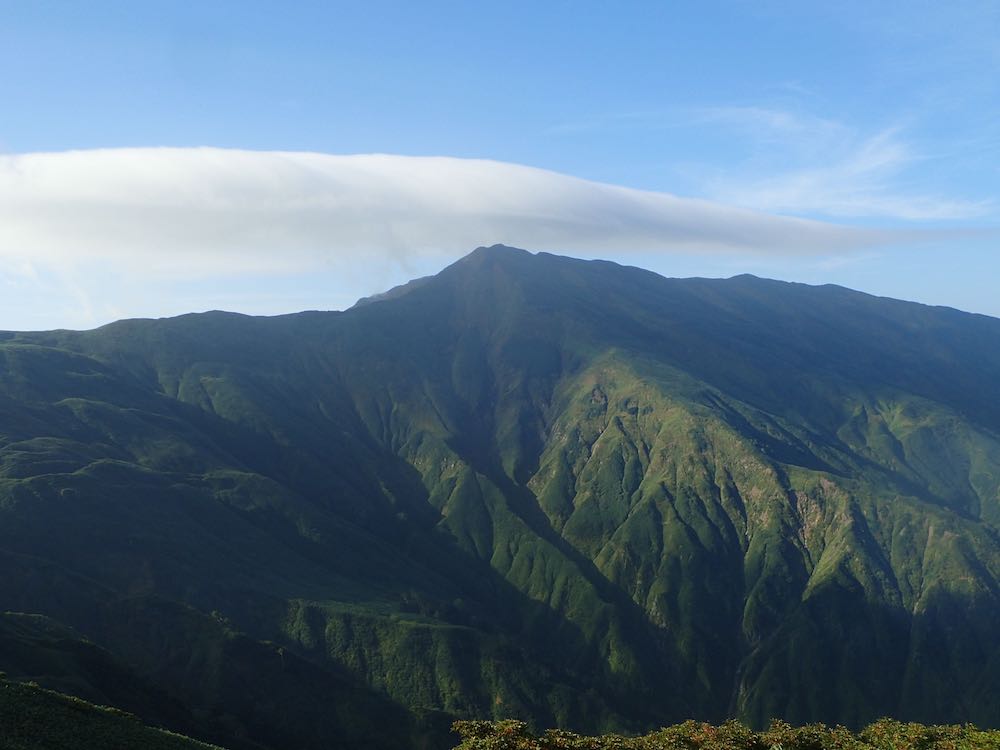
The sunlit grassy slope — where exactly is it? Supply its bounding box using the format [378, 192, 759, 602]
[1, 246, 999, 748]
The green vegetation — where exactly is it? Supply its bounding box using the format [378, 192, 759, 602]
[451, 719, 1000, 750]
[0, 676, 224, 750]
[0, 246, 999, 748]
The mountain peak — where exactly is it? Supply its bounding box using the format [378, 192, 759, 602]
[4, 244, 1000, 745]
[351, 246, 534, 309]
[468, 243, 533, 258]
[454, 244, 536, 268]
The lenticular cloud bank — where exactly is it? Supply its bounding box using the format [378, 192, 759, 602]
[0, 148, 883, 277]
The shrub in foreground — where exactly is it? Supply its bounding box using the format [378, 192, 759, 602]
[451, 719, 1000, 750]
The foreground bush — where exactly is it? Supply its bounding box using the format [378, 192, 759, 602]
[451, 718, 1000, 750]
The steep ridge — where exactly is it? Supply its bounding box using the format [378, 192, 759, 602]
[1, 246, 998, 747]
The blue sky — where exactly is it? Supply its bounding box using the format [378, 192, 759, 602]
[1, 0, 998, 329]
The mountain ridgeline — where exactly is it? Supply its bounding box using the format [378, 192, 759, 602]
[1, 246, 998, 749]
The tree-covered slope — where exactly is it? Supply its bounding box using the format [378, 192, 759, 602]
[1, 246, 998, 748]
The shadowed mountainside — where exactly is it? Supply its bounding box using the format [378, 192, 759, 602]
[0, 672, 227, 750]
[1, 246, 999, 748]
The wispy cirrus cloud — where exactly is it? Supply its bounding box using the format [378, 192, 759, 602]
[692, 106, 849, 145]
[692, 108, 995, 221]
[0, 147, 900, 282]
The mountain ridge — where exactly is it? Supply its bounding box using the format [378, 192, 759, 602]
[0, 245, 998, 749]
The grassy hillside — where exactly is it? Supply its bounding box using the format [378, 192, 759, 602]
[1, 246, 999, 747]
[0, 676, 225, 750]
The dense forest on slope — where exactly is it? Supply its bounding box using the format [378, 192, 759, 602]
[1, 246, 999, 749]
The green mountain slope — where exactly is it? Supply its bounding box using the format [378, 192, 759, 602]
[1, 246, 998, 748]
[0, 674, 226, 750]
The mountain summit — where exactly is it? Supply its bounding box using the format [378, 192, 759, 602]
[1, 247, 999, 749]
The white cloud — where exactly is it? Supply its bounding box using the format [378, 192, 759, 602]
[0, 147, 899, 281]
[694, 112, 994, 221]
[693, 106, 849, 146]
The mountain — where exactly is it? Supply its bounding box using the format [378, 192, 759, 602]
[1, 245, 998, 748]
[0, 672, 225, 750]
